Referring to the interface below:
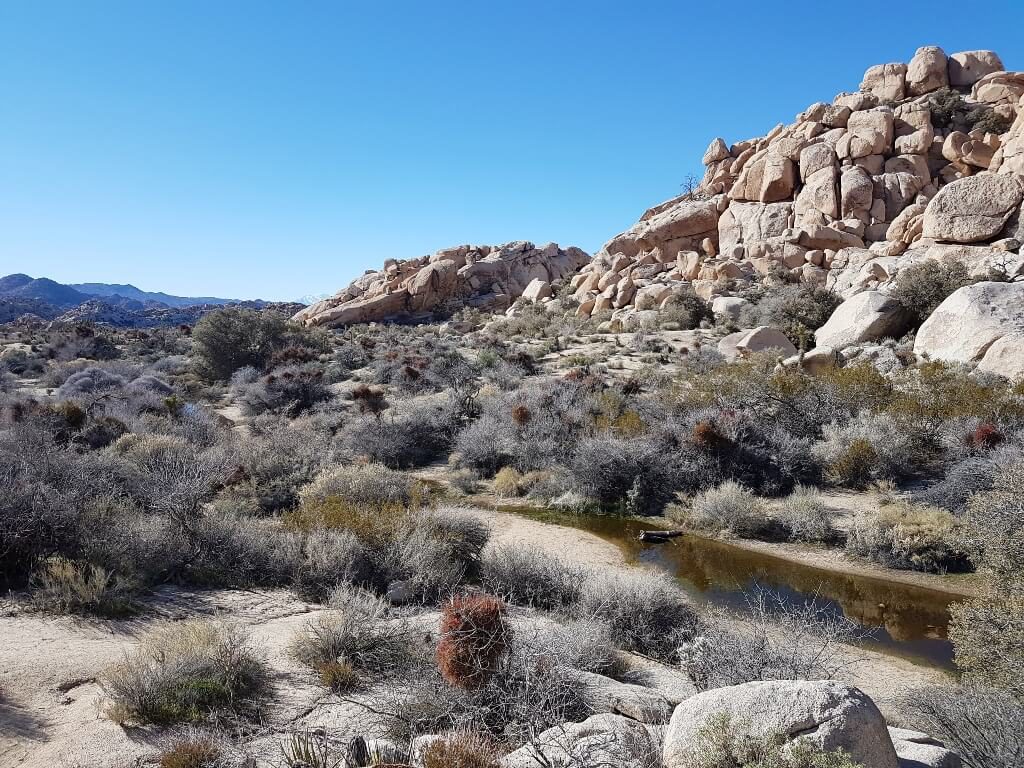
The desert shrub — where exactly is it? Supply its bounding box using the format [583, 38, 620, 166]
[775, 485, 835, 543]
[103, 621, 270, 725]
[738, 284, 842, 347]
[949, 592, 1024, 696]
[30, 556, 138, 616]
[890, 259, 978, 328]
[191, 308, 289, 382]
[449, 469, 481, 495]
[345, 402, 456, 468]
[480, 545, 585, 610]
[55, 366, 128, 401]
[901, 684, 1024, 768]
[421, 729, 500, 768]
[387, 507, 491, 601]
[299, 463, 415, 508]
[493, 466, 526, 497]
[928, 87, 972, 132]
[577, 570, 699, 659]
[660, 288, 713, 330]
[158, 734, 223, 768]
[686, 481, 773, 538]
[680, 712, 863, 768]
[290, 585, 417, 679]
[437, 594, 511, 689]
[225, 419, 335, 513]
[959, 458, 1024, 584]
[233, 364, 332, 417]
[679, 588, 868, 691]
[568, 433, 681, 514]
[968, 107, 1013, 136]
[813, 412, 917, 488]
[913, 456, 997, 513]
[846, 501, 970, 573]
[293, 529, 373, 601]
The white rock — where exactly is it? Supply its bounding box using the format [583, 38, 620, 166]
[921, 175, 1024, 243]
[815, 290, 911, 349]
[663, 681, 899, 768]
[735, 326, 798, 357]
[915, 281, 1024, 379]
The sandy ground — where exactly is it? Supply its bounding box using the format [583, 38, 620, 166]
[0, 501, 953, 767]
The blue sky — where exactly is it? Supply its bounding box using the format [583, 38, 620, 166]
[2, 1, 1023, 301]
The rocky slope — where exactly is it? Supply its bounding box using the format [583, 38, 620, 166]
[295, 241, 589, 327]
[570, 47, 1021, 320]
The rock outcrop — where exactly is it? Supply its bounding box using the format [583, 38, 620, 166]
[914, 280, 1024, 378]
[663, 681, 899, 768]
[566, 45, 1024, 338]
[295, 241, 589, 327]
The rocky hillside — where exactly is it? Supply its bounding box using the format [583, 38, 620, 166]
[563, 46, 1024, 373]
[295, 241, 589, 327]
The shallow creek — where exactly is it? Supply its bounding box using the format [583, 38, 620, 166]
[501, 506, 960, 670]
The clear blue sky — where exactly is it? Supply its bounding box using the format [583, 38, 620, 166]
[2, 1, 1023, 301]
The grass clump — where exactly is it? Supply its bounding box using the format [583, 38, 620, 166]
[421, 729, 500, 768]
[31, 556, 139, 617]
[103, 621, 270, 726]
[158, 734, 223, 768]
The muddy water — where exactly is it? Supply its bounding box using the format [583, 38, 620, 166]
[505, 507, 961, 670]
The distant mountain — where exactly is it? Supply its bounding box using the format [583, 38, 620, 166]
[0, 274, 244, 309]
[70, 282, 237, 308]
[0, 274, 91, 307]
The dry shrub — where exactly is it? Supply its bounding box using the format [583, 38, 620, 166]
[102, 620, 270, 725]
[299, 463, 416, 508]
[576, 570, 700, 660]
[286, 496, 409, 544]
[774, 486, 835, 543]
[158, 734, 222, 768]
[31, 556, 138, 617]
[436, 594, 510, 689]
[290, 585, 416, 677]
[480, 544, 584, 610]
[846, 501, 970, 573]
[493, 467, 526, 497]
[687, 481, 774, 539]
[421, 729, 500, 768]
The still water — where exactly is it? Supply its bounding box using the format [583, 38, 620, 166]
[503, 506, 962, 670]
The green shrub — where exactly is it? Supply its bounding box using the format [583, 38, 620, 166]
[191, 308, 289, 382]
[660, 288, 713, 330]
[890, 259, 978, 328]
[103, 621, 270, 725]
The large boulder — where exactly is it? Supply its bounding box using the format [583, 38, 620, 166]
[503, 713, 662, 768]
[915, 281, 1024, 379]
[735, 326, 798, 357]
[888, 727, 962, 768]
[861, 62, 908, 102]
[663, 681, 899, 768]
[906, 45, 948, 96]
[815, 290, 912, 349]
[948, 50, 1004, 88]
[921, 175, 1024, 243]
[603, 197, 719, 261]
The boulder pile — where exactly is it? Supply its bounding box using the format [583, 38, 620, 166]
[569, 46, 1024, 346]
[295, 241, 589, 328]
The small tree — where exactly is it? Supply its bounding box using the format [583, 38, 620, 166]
[191, 308, 289, 381]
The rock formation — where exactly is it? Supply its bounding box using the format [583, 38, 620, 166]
[567, 45, 1024, 349]
[295, 241, 589, 327]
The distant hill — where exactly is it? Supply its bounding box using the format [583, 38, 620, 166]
[0, 274, 243, 309]
[69, 282, 237, 308]
[0, 274, 91, 307]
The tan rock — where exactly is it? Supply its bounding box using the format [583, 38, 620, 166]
[922, 174, 1024, 242]
[703, 137, 730, 165]
[948, 50, 1004, 88]
[860, 62, 907, 102]
[906, 45, 948, 96]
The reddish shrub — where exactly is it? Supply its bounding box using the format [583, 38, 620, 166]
[436, 594, 510, 689]
[351, 384, 388, 416]
[967, 422, 1004, 451]
[511, 405, 531, 426]
[691, 420, 728, 452]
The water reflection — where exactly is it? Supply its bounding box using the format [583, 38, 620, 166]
[505, 508, 961, 669]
